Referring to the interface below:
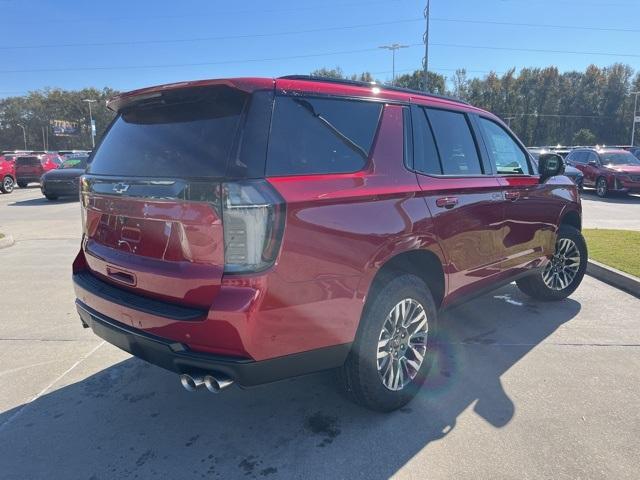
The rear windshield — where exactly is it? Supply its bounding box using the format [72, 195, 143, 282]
[16, 156, 41, 166]
[88, 86, 250, 178]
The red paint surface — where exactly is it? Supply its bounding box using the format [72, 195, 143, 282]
[74, 77, 581, 362]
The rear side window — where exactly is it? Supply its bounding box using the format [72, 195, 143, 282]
[478, 117, 530, 175]
[411, 107, 442, 175]
[17, 156, 40, 166]
[88, 86, 249, 178]
[426, 108, 482, 175]
[266, 96, 382, 176]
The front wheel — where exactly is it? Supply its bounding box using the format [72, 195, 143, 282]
[516, 225, 587, 301]
[338, 274, 438, 412]
[0, 175, 14, 194]
[45, 194, 58, 201]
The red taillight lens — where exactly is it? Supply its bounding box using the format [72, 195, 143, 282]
[222, 180, 285, 274]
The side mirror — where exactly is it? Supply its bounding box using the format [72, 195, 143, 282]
[588, 160, 598, 166]
[538, 153, 565, 183]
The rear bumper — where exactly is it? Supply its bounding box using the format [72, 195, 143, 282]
[77, 300, 351, 386]
[16, 175, 41, 183]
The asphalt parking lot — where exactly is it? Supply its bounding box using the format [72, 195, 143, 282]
[1, 187, 639, 479]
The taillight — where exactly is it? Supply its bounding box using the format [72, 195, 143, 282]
[222, 180, 285, 274]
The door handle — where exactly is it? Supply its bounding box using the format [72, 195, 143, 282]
[436, 196, 459, 209]
[504, 191, 520, 201]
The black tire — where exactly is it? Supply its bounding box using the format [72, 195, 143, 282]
[0, 175, 14, 194]
[596, 177, 608, 198]
[516, 225, 587, 301]
[17, 181, 29, 188]
[338, 274, 438, 412]
[45, 194, 58, 201]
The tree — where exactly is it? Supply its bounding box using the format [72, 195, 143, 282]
[394, 70, 446, 94]
[572, 128, 597, 145]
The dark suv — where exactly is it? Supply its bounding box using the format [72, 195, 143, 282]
[565, 148, 640, 197]
[73, 77, 586, 411]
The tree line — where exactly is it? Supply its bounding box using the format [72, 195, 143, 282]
[1, 64, 639, 150]
[313, 64, 640, 147]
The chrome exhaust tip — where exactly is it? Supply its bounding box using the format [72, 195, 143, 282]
[180, 374, 205, 392]
[203, 374, 234, 393]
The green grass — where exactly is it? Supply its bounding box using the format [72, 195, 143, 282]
[583, 229, 640, 278]
[0, 233, 4, 240]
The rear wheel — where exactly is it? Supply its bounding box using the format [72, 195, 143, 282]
[596, 177, 608, 198]
[516, 225, 587, 301]
[0, 175, 14, 194]
[338, 274, 438, 412]
[17, 181, 29, 188]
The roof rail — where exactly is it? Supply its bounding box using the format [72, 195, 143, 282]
[278, 75, 469, 105]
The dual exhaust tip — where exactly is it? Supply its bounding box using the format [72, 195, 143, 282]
[180, 373, 234, 393]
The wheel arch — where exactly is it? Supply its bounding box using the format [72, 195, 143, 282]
[361, 247, 446, 311]
[560, 208, 581, 232]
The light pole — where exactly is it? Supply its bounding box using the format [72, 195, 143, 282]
[631, 91, 640, 146]
[379, 43, 409, 85]
[83, 99, 97, 148]
[17, 123, 27, 150]
[423, 0, 431, 92]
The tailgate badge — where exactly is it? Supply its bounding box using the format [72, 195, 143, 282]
[113, 182, 130, 194]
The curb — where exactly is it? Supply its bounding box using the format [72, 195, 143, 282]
[587, 259, 640, 299]
[0, 234, 15, 249]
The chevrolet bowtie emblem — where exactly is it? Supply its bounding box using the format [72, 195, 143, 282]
[113, 182, 130, 194]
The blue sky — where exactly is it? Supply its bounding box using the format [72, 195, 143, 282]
[1, 0, 640, 97]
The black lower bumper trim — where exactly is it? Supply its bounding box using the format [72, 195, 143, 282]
[76, 301, 351, 387]
[74, 271, 206, 321]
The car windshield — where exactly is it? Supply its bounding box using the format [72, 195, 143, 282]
[600, 152, 640, 166]
[60, 157, 87, 169]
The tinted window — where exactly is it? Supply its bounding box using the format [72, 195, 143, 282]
[478, 117, 530, 175]
[568, 151, 586, 164]
[88, 86, 249, 178]
[586, 152, 599, 164]
[411, 107, 442, 174]
[266, 96, 382, 176]
[426, 109, 482, 175]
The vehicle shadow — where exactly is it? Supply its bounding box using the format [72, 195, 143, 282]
[581, 189, 640, 204]
[0, 284, 580, 479]
[9, 196, 78, 207]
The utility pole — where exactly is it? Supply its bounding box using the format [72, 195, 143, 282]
[423, 0, 431, 92]
[631, 91, 640, 146]
[17, 123, 27, 150]
[83, 99, 97, 148]
[379, 43, 409, 85]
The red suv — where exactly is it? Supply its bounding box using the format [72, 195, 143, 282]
[73, 77, 586, 411]
[14, 152, 62, 188]
[0, 154, 16, 194]
[565, 148, 640, 197]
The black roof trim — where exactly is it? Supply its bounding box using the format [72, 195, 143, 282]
[278, 75, 469, 105]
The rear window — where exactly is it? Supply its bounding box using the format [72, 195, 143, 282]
[266, 96, 382, 176]
[88, 86, 250, 178]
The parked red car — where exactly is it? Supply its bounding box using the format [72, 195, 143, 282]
[73, 77, 586, 411]
[14, 153, 62, 187]
[0, 154, 16, 193]
[565, 148, 640, 197]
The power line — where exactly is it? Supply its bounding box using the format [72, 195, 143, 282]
[4, 17, 640, 51]
[0, 18, 424, 51]
[3, 40, 640, 75]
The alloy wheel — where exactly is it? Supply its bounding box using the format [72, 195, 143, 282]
[596, 178, 607, 197]
[542, 237, 581, 291]
[3, 176, 14, 193]
[377, 298, 428, 391]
